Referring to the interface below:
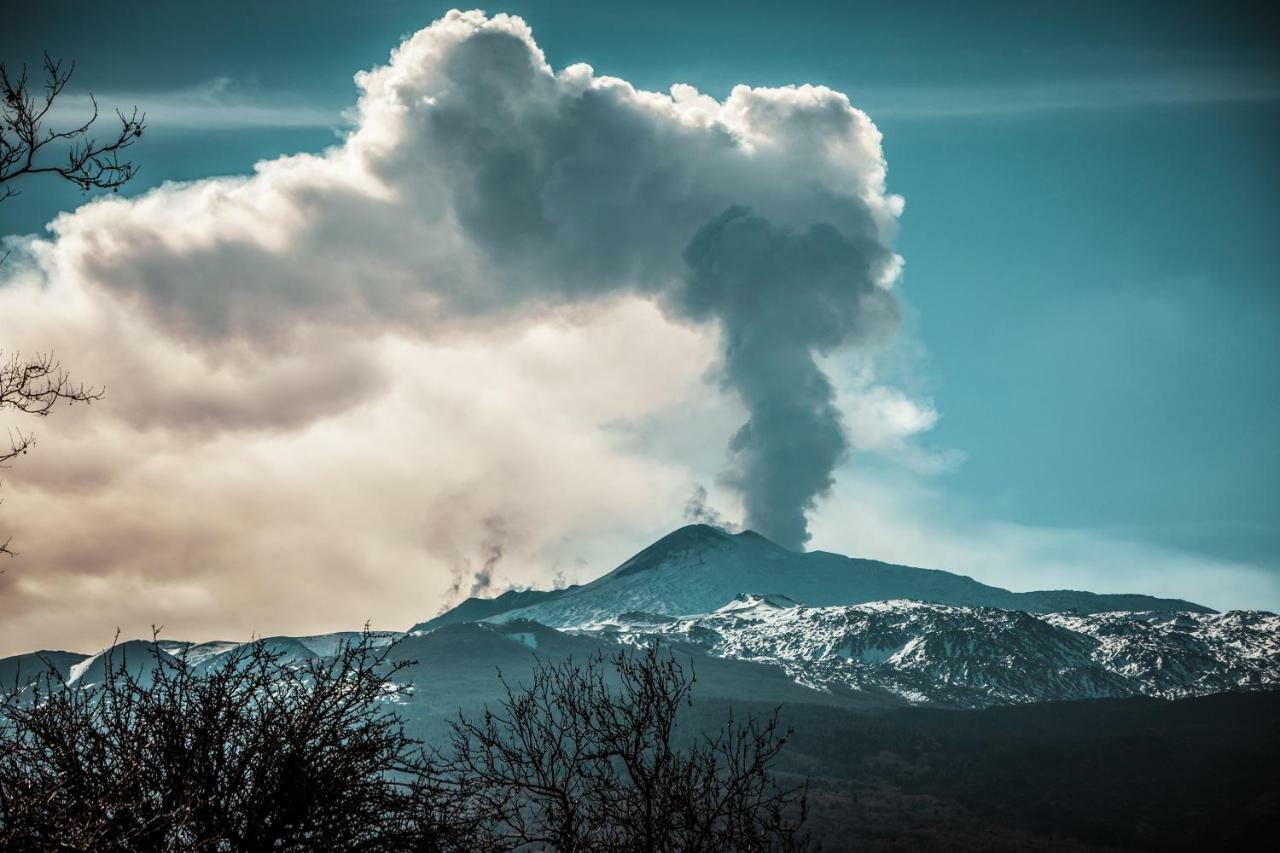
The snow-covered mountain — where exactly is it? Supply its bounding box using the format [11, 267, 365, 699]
[413, 524, 1211, 634]
[402, 524, 1276, 709]
[6, 526, 1273, 712]
[575, 594, 1280, 708]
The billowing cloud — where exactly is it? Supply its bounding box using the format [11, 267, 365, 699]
[1, 10, 916, 654]
[46, 12, 900, 351]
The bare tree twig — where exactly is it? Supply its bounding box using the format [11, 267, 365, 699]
[0, 350, 103, 557]
[425, 642, 809, 852]
[0, 52, 145, 205]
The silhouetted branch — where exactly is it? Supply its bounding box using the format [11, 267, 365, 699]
[0, 630, 436, 850]
[1, 636, 809, 850]
[0, 52, 144, 204]
[425, 644, 809, 852]
[0, 350, 103, 557]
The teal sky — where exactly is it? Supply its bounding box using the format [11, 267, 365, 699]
[4, 1, 1278, 594]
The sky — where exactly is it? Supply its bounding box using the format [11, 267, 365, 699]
[1, 1, 1277, 655]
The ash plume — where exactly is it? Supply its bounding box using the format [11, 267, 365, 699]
[469, 542, 502, 598]
[683, 485, 727, 528]
[677, 208, 899, 549]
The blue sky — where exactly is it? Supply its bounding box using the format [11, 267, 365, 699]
[2, 2, 1277, 646]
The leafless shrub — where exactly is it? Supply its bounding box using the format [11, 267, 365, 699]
[0, 630, 444, 851]
[0, 636, 807, 851]
[424, 644, 808, 852]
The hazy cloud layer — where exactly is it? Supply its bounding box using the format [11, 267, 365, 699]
[811, 467, 1280, 615]
[54, 79, 342, 130]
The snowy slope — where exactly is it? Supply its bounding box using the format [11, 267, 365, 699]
[0, 632, 405, 696]
[64, 640, 183, 688]
[579, 595, 1279, 708]
[1042, 610, 1280, 696]
[158, 632, 403, 671]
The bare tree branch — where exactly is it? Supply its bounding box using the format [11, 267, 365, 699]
[425, 643, 810, 852]
[0, 52, 145, 204]
[0, 350, 103, 556]
[0, 51, 135, 554]
[0, 630, 442, 850]
[0, 635, 810, 851]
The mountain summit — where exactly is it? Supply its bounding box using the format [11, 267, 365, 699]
[413, 524, 1211, 633]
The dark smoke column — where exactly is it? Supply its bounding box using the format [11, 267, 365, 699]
[677, 207, 899, 550]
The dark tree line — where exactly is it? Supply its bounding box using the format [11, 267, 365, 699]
[0, 635, 807, 851]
